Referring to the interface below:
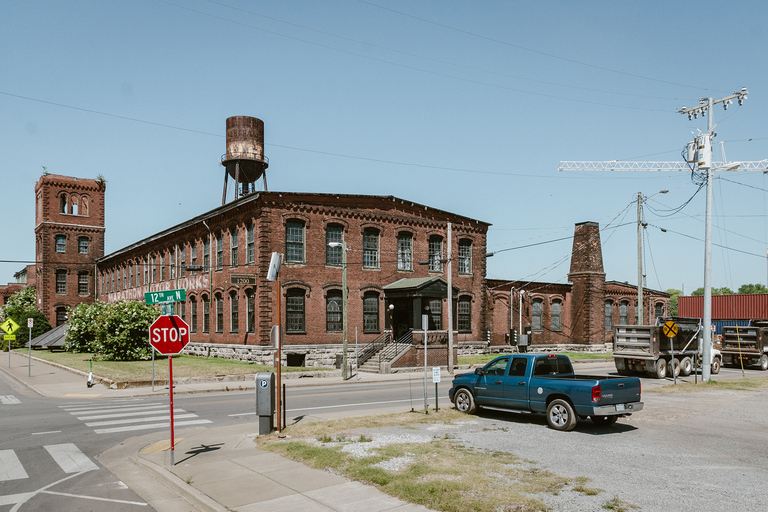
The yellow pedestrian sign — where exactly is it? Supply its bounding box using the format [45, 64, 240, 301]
[662, 320, 678, 339]
[1, 318, 20, 335]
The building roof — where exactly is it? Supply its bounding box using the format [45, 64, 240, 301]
[383, 277, 459, 298]
[98, 191, 490, 264]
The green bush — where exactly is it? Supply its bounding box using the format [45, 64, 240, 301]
[65, 300, 158, 361]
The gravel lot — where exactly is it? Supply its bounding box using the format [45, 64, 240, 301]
[351, 368, 768, 511]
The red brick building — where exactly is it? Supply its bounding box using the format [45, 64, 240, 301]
[95, 191, 490, 366]
[32, 174, 105, 326]
[487, 221, 670, 350]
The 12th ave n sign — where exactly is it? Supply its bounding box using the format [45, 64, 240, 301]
[149, 315, 190, 355]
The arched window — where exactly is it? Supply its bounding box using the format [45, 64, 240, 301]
[78, 237, 89, 254]
[326, 224, 343, 266]
[363, 228, 380, 269]
[190, 297, 198, 333]
[428, 235, 443, 272]
[286, 289, 306, 333]
[55, 270, 67, 294]
[246, 290, 255, 333]
[78, 272, 89, 295]
[60, 193, 67, 214]
[532, 299, 543, 331]
[215, 294, 224, 333]
[397, 232, 413, 271]
[458, 296, 471, 333]
[286, 220, 305, 264]
[654, 302, 664, 320]
[326, 290, 343, 332]
[551, 300, 562, 332]
[364, 292, 380, 332]
[458, 239, 472, 274]
[620, 301, 629, 325]
[55, 235, 67, 253]
[605, 301, 614, 331]
[202, 295, 210, 333]
[229, 227, 238, 268]
[56, 306, 67, 326]
[230, 291, 239, 333]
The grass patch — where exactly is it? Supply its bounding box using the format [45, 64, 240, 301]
[646, 375, 768, 394]
[603, 496, 640, 510]
[458, 351, 612, 366]
[19, 349, 329, 383]
[258, 409, 610, 512]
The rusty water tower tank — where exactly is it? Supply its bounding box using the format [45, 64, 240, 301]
[220, 116, 269, 203]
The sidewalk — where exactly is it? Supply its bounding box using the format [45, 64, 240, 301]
[0, 350, 435, 512]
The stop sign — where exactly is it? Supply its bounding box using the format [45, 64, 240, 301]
[149, 315, 190, 355]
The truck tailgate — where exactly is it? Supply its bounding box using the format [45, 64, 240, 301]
[593, 376, 641, 405]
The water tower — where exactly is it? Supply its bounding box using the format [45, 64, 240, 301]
[220, 116, 269, 204]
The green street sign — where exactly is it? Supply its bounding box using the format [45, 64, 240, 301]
[145, 289, 186, 305]
[1, 318, 20, 335]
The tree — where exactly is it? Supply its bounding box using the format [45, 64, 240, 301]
[737, 283, 768, 294]
[691, 287, 733, 296]
[0, 287, 52, 349]
[65, 300, 158, 361]
[665, 289, 682, 316]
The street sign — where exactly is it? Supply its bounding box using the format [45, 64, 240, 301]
[663, 320, 678, 338]
[1, 318, 20, 335]
[149, 315, 190, 355]
[3, 335, 15, 341]
[231, 274, 257, 286]
[145, 289, 186, 305]
[432, 367, 441, 383]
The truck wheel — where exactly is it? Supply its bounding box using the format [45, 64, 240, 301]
[759, 355, 768, 371]
[680, 357, 693, 377]
[711, 357, 721, 374]
[546, 399, 577, 431]
[454, 388, 477, 414]
[667, 358, 680, 378]
[591, 415, 618, 427]
[649, 359, 666, 379]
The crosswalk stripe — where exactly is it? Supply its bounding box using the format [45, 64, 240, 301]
[61, 403, 166, 413]
[85, 413, 198, 427]
[0, 449, 29, 481]
[93, 419, 212, 434]
[44, 444, 99, 473]
[74, 408, 188, 421]
[0, 395, 21, 405]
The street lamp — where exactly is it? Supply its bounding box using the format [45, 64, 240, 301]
[637, 189, 668, 325]
[328, 240, 348, 380]
[388, 303, 394, 340]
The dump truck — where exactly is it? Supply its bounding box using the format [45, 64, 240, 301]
[613, 317, 721, 379]
[721, 320, 768, 371]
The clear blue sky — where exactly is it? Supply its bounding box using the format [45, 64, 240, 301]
[2, 0, 767, 295]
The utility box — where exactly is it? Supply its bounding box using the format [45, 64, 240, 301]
[255, 372, 276, 435]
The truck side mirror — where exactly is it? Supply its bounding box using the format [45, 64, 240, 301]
[474, 367, 485, 376]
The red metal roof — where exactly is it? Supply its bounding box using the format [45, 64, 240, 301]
[678, 294, 768, 319]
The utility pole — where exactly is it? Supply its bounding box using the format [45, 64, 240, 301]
[446, 222, 454, 374]
[560, 87, 766, 382]
[637, 192, 643, 326]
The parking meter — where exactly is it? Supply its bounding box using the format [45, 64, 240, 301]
[255, 372, 276, 435]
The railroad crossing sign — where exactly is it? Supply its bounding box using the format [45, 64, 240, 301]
[149, 315, 190, 355]
[663, 320, 678, 338]
[1, 318, 20, 335]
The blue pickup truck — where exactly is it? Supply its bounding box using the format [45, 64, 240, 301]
[449, 354, 643, 431]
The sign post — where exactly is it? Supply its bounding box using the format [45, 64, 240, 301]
[663, 320, 678, 384]
[27, 318, 33, 376]
[149, 314, 190, 466]
[422, 314, 429, 414]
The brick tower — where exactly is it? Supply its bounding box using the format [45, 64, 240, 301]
[34, 174, 106, 326]
[567, 221, 606, 345]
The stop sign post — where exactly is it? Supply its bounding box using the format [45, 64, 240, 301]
[148, 314, 190, 466]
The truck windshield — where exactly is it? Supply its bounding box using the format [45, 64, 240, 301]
[533, 356, 574, 376]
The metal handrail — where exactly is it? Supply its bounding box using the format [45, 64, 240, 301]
[357, 331, 391, 366]
[379, 330, 413, 366]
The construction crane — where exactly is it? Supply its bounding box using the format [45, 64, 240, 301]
[559, 88, 768, 382]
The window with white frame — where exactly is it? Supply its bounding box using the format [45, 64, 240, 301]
[363, 228, 380, 269]
[55, 235, 66, 253]
[326, 224, 343, 266]
[247, 221, 255, 264]
[397, 233, 413, 271]
[458, 239, 472, 274]
[78, 237, 89, 254]
[286, 221, 305, 264]
[326, 290, 343, 332]
[230, 291, 239, 333]
[428, 236, 443, 272]
[230, 227, 238, 268]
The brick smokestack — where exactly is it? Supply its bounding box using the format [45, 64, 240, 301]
[568, 222, 606, 345]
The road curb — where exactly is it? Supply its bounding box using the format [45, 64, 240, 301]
[133, 454, 226, 512]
